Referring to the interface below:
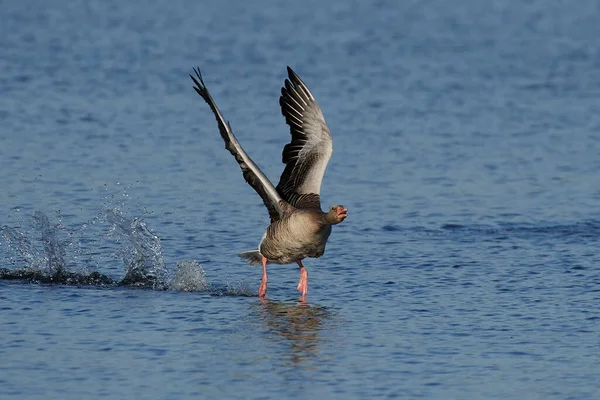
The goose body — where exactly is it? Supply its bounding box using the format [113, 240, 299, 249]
[260, 210, 333, 264]
[190, 67, 347, 299]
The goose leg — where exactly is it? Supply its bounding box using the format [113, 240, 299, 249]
[259, 255, 268, 297]
[296, 260, 308, 298]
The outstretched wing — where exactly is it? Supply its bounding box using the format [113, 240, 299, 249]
[276, 67, 333, 210]
[190, 68, 284, 222]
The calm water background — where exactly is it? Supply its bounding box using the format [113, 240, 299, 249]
[2, 0, 600, 398]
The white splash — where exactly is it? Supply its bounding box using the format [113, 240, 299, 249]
[169, 260, 209, 291]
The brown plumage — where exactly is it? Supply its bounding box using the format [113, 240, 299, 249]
[190, 66, 347, 299]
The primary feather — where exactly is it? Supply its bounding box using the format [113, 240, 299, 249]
[189, 68, 285, 222]
[277, 67, 333, 210]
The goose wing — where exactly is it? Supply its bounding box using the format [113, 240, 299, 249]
[190, 68, 284, 222]
[276, 67, 333, 210]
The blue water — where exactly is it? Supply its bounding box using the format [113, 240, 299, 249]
[2, 0, 600, 398]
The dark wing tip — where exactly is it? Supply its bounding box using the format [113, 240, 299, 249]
[190, 67, 207, 95]
[286, 66, 300, 83]
[192, 67, 204, 82]
[283, 66, 314, 101]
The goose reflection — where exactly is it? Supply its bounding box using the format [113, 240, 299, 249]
[255, 298, 332, 366]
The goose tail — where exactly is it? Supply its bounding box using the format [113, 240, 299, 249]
[238, 250, 263, 266]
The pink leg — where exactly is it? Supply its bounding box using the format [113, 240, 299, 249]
[259, 255, 268, 297]
[296, 260, 308, 298]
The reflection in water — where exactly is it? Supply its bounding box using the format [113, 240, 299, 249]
[255, 299, 332, 367]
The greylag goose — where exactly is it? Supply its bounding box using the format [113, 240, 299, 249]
[190, 66, 347, 299]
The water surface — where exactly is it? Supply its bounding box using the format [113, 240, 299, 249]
[2, 0, 600, 398]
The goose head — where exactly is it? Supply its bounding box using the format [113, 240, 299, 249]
[326, 205, 348, 224]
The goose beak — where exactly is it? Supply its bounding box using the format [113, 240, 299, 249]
[337, 206, 348, 219]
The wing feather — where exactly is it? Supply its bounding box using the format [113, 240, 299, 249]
[190, 68, 284, 222]
[276, 67, 333, 210]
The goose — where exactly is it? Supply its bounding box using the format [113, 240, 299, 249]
[190, 66, 347, 299]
